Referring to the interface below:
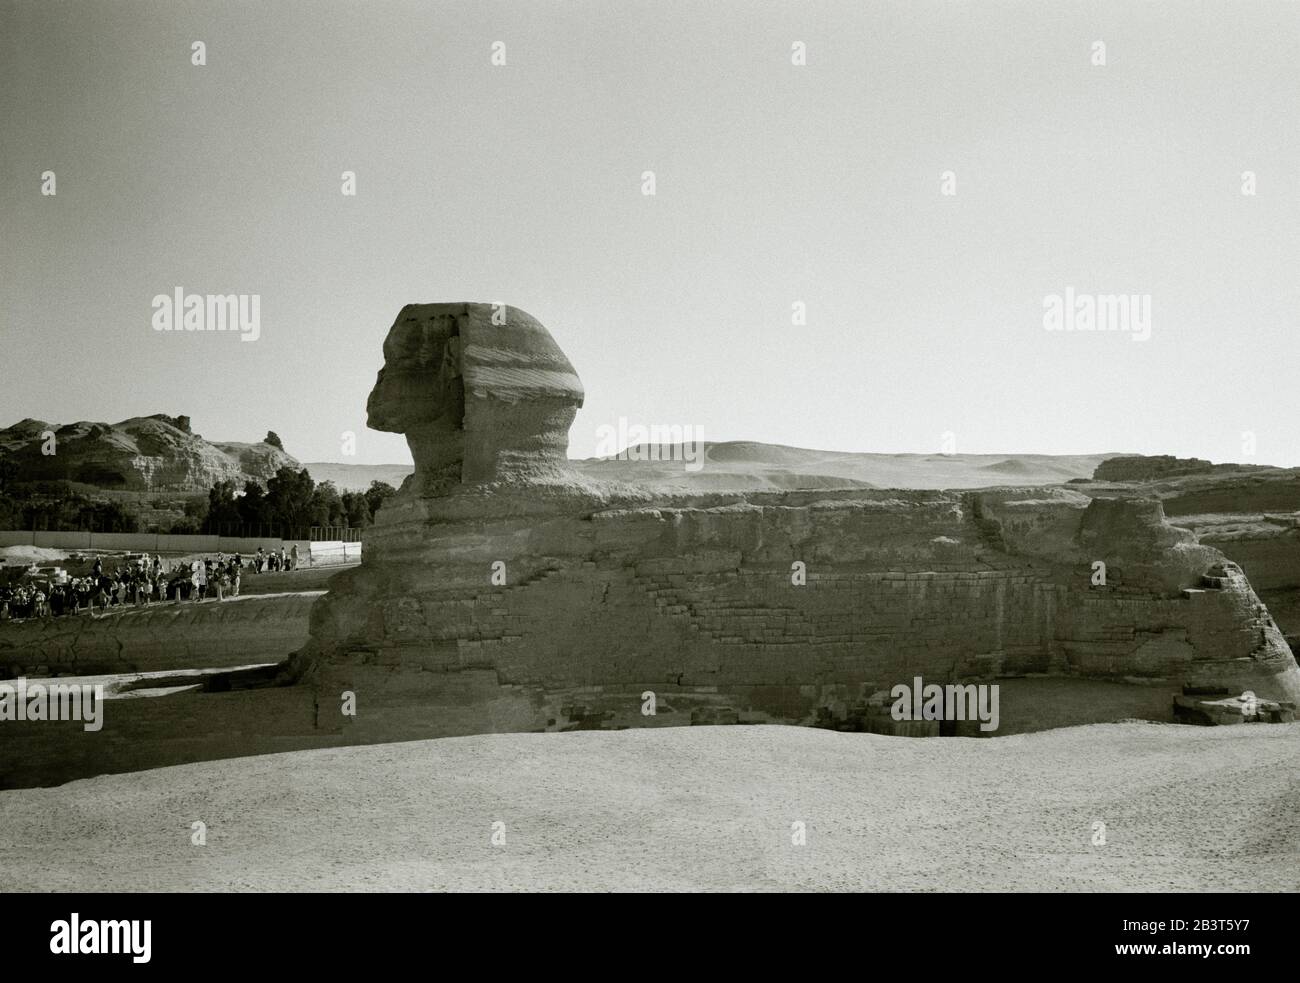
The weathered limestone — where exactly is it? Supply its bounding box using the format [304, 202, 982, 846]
[1092, 455, 1216, 482]
[0, 415, 297, 492]
[365, 303, 584, 495]
[0, 592, 319, 678]
[284, 303, 1300, 746]
[1173, 691, 1296, 726]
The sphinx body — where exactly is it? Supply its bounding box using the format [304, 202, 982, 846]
[284, 303, 1300, 742]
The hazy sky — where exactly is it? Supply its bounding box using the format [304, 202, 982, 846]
[3, 0, 1298, 467]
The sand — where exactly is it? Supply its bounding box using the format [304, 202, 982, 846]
[305, 447, 1117, 494]
[0, 545, 70, 565]
[1, 722, 1296, 892]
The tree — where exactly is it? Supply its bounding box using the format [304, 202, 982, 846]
[168, 514, 202, 534]
[0, 457, 17, 494]
[340, 491, 371, 528]
[237, 480, 270, 526]
[308, 480, 345, 528]
[265, 466, 316, 532]
[203, 480, 241, 533]
[264, 431, 284, 450]
[364, 480, 397, 521]
[75, 500, 138, 533]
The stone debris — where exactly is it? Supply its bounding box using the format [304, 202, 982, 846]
[1173, 690, 1296, 726]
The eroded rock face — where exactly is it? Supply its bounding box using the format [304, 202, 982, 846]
[0, 415, 297, 492]
[0, 592, 318, 679]
[286, 303, 1300, 742]
[1093, 455, 1217, 482]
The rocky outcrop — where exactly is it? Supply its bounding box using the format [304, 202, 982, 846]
[0, 414, 298, 492]
[212, 441, 297, 483]
[1068, 467, 1300, 645]
[1093, 455, 1217, 482]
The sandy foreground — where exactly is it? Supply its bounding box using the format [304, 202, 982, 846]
[2, 722, 1297, 892]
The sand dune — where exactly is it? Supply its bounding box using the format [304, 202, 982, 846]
[2, 722, 1295, 892]
[301, 461, 416, 492]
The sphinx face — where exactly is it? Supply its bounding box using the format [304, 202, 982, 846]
[366, 312, 463, 434]
[366, 308, 467, 494]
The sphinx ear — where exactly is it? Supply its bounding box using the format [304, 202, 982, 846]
[438, 337, 463, 397]
[442, 335, 462, 375]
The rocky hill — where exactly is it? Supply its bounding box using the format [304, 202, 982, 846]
[0, 414, 298, 493]
[1090, 454, 1274, 483]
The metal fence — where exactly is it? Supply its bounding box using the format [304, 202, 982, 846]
[201, 523, 362, 541]
[11, 518, 365, 541]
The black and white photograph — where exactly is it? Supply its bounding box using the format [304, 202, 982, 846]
[0, 0, 1295, 963]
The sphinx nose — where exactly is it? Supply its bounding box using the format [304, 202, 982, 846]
[366, 369, 386, 402]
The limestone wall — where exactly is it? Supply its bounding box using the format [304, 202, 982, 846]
[0, 592, 319, 678]
[290, 486, 1300, 747]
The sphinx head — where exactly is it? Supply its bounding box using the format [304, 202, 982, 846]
[366, 303, 584, 495]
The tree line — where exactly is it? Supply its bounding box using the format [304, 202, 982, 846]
[0, 460, 397, 536]
[197, 467, 396, 536]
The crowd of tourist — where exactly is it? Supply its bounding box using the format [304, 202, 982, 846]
[0, 545, 301, 623]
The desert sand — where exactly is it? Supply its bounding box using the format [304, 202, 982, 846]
[2, 722, 1296, 892]
[305, 445, 1117, 494]
[0, 545, 71, 565]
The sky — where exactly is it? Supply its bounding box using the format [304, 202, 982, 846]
[2, 0, 1298, 467]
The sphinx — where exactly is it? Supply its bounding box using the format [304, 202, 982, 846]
[283, 302, 1300, 743]
[5, 302, 1297, 789]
